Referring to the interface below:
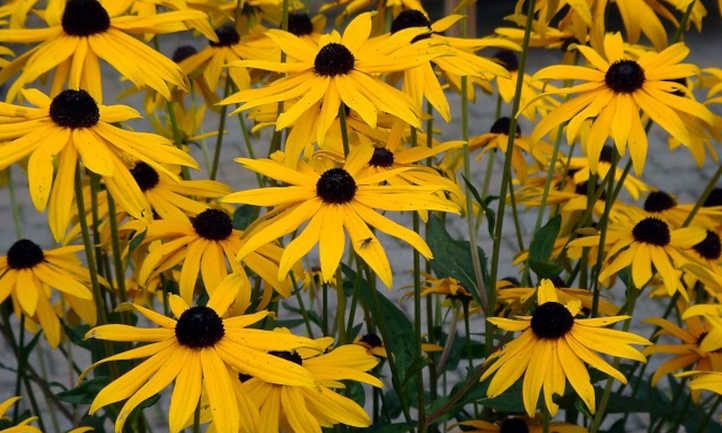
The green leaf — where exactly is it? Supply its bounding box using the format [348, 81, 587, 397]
[426, 216, 488, 306]
[528, 215, 562, 278]
[529, 215, 561, 262]
[233, 205, 260, 230]
[58, 377, 109, 404]
[128, 229, 146, 255]
[461, 176, 497, 237]
[342, 265, 418, 405]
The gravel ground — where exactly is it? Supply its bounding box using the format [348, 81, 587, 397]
[1, 8, 722, 433]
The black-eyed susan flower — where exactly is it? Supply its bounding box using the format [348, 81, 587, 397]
[496, 280, 619, 316]
[0, 0, 215, 101]
[319, 0, 426, 24]
[482, 279, 650, 416]
[681, 229, 722, 292]
[531, 33, 718, 174]
[0, 397, 41, 433]
[482, 49, 559, 120]
[134, 208, 290, 303]
[387, 10, 511, 122]
[467, 117, 553, 184]
[236, 342, 382, 433]
[458, 417, 587, 433]
[639, 190, 722, 229]
[128, 162, 230, 220]
[84, 284, 320, 433]
[643, 316, 722, 385]
[223, 144, 460, 287]
[178, 23, 251, 95]
[0, 88, 198, 241]
[565, 145, 649, 200]
[681, 304, 722, 353]
[0, 239, 94, 347]
[222, 12, 437, 145]
[569, 209, 706, 296]
[679, 370, 722, 399]
[354, 331, 441, 357]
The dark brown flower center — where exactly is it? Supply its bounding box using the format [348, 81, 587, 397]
[632, 217, 670, 246]
[49, 89, 100, 128]
[693, 230, 721, 261]
[530, 301, 574, 339]
[644, 191, 677, 213]
[288, 13, 313, 36]
[172, 45, 198, 63]
[62, 0, 110, 36]
[210, 24, 240, 47]
[191, 209, 233, 241]
[7, 239, 44, 269]
[316, 168, 357, 203]
[490, 116, 521, 137]
[359, 333, 383, 348]
[175, 306, 224, 348]
[391, 9, 432, 41]
[369, 148, 395, 167]
[314, 43, 355, 76]
[493, 49, 519, 72]
[500, 418, 529, 433]
[130, 162, 160, 192]
[605, 60, 645, 93]
[703, 188, 722, 207]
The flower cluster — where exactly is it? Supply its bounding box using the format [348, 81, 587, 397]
[1, 1, 722, 433]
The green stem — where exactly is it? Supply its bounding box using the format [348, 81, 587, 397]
[461, 76, 488, 314]
[106, 194, 127, 303]
[413, 208, 425, 433]
[589, 288, 640, 433]
[364, 261, 413, 425]
[74, 166, 108, 325]
[591, 150, 618, 317]
[486, 0, 536, 351]
[339, 105, 350, 156]
[335, 267, 347, 344]
[210, 75, 232, 180]
[12, 314, 25, 421]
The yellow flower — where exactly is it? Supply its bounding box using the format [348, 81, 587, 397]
[569, 209, 706, 297]
[0, 240, 95, 347]
[0, 397, 41, 433]
[83, 284, 320, 433]
[223, 144, 460, 287]
[127, 162, 231, 220]
[319, 0, 426, 24]
[643, 316, 722, 386]
[482, 279, 650, 416]
[386, 10, 511, 122]
[134, 208, 291, 304]
[468, 117, 553, 185]
[0, 0, 215, 101]
[531, 33, 718, 174]
[0, 88, 198, 241]
[638, 189, 722, 230]
[222, 12, 437, 145]
[233, 342, 382, 433]
[179, 23, 251, 93]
